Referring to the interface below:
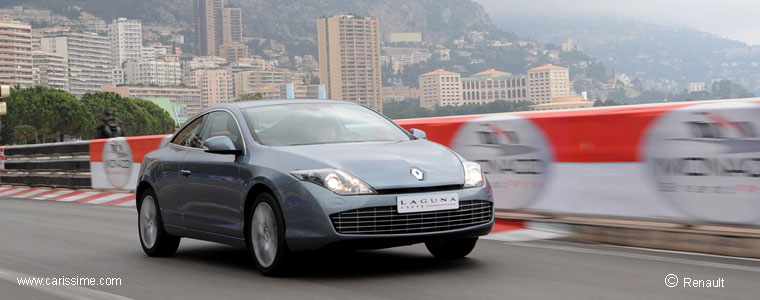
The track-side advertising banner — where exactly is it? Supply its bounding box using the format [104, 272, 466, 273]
[397, 98, 760, 225]
[89, 135, 170, 190]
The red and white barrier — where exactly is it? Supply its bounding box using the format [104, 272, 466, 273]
[397, 98, 760, 226]
[79, 98, 760, 226]
[89, 135, 171, 190]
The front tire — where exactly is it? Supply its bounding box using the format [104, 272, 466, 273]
[247, 192, 289, 276]
[138, 189, 180, 257]
[425, 237, 478, 259]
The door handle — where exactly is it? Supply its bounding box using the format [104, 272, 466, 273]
[180, 169, 191, 176]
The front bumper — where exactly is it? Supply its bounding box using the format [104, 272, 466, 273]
[277, 181, 494, 251]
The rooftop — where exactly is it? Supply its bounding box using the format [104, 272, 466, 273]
[472, 69, 510, 77]
[420, 69, 459, 76]
[529, 64, 568, 71]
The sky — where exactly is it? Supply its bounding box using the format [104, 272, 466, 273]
[476, 0, 760, 45]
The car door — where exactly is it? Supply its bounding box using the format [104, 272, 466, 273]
[180, 110, 246, 237]
[157, 115, 206, 226]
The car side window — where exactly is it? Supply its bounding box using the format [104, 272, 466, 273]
[171, 115, 205, 148]
[198, 111, 244, 151]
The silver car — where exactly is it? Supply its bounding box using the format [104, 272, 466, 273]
[136, 100, 494, 275]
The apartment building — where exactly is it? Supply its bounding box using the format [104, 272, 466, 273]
[219, 42, 248, 62]
[40, 30, 113, 97]
[233, 70, 295, 97]
[32, 51, 68, 91]
[317, 15, 382, 111]
[185, 69, 234, 108]
[0, 17, 33, 87]
[101, 84, 203, 117]
[527, 64, 570, 104]
[108, 18, 142, 68]
[419, 69, 461, 109]
[124, 58, 183, 86]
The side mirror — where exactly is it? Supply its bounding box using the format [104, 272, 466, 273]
[409, 128, 427, 140]
[203, 136, 241, 155]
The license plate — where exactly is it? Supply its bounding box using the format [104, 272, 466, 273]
[396, 193, 459, 214]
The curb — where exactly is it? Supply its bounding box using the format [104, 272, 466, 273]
[0, 185, 135, 207]
[495, 212, 760, 258]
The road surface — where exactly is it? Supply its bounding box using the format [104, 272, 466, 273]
[1, 197, 758, 300]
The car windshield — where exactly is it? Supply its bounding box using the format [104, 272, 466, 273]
[242, 103, 412, 146]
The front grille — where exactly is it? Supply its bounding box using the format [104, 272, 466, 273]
[375, 184, 463, 195]
[330, 200, 493, 235]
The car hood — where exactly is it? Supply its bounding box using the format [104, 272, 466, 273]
[274, 140, 465, 190]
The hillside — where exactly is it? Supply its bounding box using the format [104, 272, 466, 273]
[3, 0, 497, 50]
[491, 16, 760, 94]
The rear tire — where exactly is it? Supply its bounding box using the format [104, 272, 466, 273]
[138, 189, 180, 257]
[425, 237, 478, 259]
[247, 192, 289, 276]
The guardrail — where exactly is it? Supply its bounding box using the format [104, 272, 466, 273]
[0, 141, 91, 188]
[1, 98, 759, 228]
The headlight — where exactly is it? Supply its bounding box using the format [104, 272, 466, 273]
[291, 168, 376, 195]
[462, 161, 484, 188]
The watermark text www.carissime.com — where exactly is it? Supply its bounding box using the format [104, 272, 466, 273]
[17, 276, 122, 287]
[665, 274, 725, 288]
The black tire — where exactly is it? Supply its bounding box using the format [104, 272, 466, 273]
[247, 192, 289, 276]
[425, 237, 478, 259]
[138, 188, 180, 257]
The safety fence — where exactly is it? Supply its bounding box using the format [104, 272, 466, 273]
[1, 98, 759, 227]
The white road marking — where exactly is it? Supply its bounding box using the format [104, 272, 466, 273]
[0, 267, 135, 300]
[510, 241, 760, 273]
[606, 244, 760, 263]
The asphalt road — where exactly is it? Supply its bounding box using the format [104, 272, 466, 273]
[1, 198, 759, 300]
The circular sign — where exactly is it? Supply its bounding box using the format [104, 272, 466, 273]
[102, 137, 133, 189]
[643, 102, 760, 223]
[451, 115, 553, 209]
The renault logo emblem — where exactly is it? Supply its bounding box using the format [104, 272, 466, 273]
[410, 168, 424, 181]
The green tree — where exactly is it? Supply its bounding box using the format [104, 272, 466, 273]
[711, 80, 754, 99]
[234, 93, 264, 102]
[13, 125, 37, 145]
[132, 98, 177, 134]
[81, 92, 176, 138]
[1, 86, 95, 144]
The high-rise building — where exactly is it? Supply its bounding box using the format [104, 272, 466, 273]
[317, 15, 382, 111]
[221, 7, 242, 44]
[124, 58, 183, 86]
[32, 51, 68, 91]
[194, 0, 243, 57]
[461, 69, 527, 105]
[527, 64, 570, 104]
[0, 17, 33, 88]
[194, 0, 224, 56]
[419, 69, 461, 109]
[185, 69, 234, 107]
[108, 18, 142, 68]
[40, 30, 113, 97]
